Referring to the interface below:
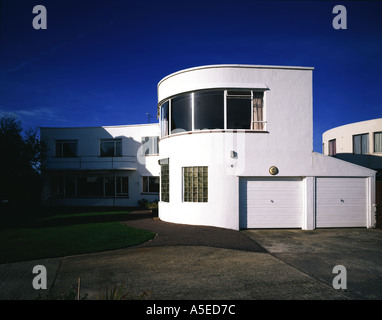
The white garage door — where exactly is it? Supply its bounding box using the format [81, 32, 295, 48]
[239, 177, 302, 229]
[316, 177, 367, 228]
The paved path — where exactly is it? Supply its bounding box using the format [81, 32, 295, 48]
[3, 216, 378, 300]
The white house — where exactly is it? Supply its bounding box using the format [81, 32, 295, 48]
[157, 64, 377, 230]
[41, 64, 377, 231]
[41, 124, 160, 207]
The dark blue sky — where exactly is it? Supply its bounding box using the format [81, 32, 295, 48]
[1, 0, 381, 152]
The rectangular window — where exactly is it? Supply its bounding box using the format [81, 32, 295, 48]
[50, 177, 65, 195]
[141, 136, 159, 155]
[252, 92, 264, 130]
[100, 139, 122, 157]
[116, 176, 128, 196]
[104, 177, 116, 197]
[55, 140, 78, 157]
[374, 132, 382, 153]
[142, 176, 160, 193]
[77, 176, 104, 197]
[227, 91, 252, 129]
[329, 139, 336, 156]
[353, 133, 369, 154]
[160, 158, 169, 202]
[183, 166, 208, 202]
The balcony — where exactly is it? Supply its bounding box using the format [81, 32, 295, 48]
[44, 155, 137, 171]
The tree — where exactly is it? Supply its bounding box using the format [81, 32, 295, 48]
[0, 113, 46, 211]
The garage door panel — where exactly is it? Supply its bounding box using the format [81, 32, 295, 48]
[316, 178, 367, 228]
[240, 177, 302, 229]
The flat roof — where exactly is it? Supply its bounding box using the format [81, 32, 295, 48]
[158, 64, 315, 87]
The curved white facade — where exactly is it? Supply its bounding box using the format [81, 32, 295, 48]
[157, 65, 376, 230]
[322, 118, 382, 171]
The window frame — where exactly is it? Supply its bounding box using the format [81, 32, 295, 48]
[159, 158, 169, 202]
[99, 138, 122, 157]
[55, 140, 78, 158]
[183, 166, 208, 203]
[159, 88, 267, 138]
[374, 132, 382, 153]
[49, 175, 129, 198]
[353, 133, 369, 154]
[142, 176, 160, 194]
[328, 139, 336, 156]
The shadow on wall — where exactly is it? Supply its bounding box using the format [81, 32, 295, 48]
[39, 126, 153, 208]
[333, 153, 382, 173]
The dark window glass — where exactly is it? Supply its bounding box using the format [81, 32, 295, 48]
[50, 177, 64, 195]
[55, 140, 77, 157]
[105, 177, 115, 197]
[143, 176, 160, 193]
[227, 92, 251, 129]
[171, 93, 192, 134]
[65, 177, 76, 197]
[116, 176, 128, 196]
[77, 177, 103, 197]
[149, 176, 160, 193]
[100, 139, 122, 157]
[194, 90, 224, 130]
[160, 101, 169, 137]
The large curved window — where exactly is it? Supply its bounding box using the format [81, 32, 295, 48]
[194, 90, 224, 130]
[160, 101, 169, 137]
[159, 89, 265, 137]
[171, 93, 192, 134]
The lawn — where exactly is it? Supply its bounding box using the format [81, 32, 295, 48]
[0, 209, 156, 264]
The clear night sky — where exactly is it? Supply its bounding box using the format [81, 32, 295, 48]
[1, 0, 381, 152]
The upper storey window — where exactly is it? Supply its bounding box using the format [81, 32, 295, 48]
[171, 93, 192, 134]
[100, 139, 122, 157]
[160, 101, 169, 137]
[194, 90, 224, 130]
[353, 133, 369, 154]
[159, 89, 265, 137]
[55, 140, 78, 158]
[227, 90, 252, 129]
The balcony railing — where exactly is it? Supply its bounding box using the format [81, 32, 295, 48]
[44, 155, 138, 171]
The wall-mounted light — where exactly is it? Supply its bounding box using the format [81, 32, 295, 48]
[269, 166, 279, 175]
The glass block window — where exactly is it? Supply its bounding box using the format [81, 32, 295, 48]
[160, 159, 169, 202]
[183, 166, 208, 202]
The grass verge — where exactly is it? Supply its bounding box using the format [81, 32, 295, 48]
[0, 210, 155, 264]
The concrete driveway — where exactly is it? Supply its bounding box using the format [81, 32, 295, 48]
[243, 228, 382, 300]
[1, 217, 381, 300]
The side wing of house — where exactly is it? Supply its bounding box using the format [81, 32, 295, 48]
[40, 124, 160, 207]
